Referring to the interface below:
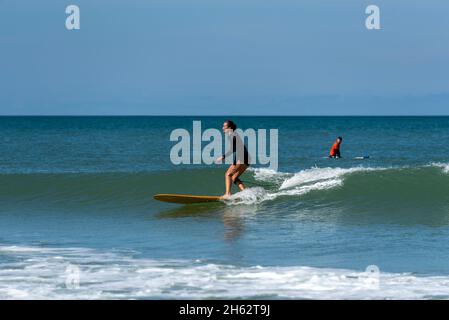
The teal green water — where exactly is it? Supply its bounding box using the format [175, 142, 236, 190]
[1, 116, 449, 299]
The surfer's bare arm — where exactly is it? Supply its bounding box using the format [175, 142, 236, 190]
[215, 152, 229, 164]
[215, 156, 225, 164]
[216, 136, 236, 163]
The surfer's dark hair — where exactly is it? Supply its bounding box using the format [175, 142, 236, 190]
[225, 120, 237, 130]
[337, 136, 343, 141]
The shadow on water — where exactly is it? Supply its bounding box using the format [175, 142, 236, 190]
[155, 203, 224, 219]
[155, 203, 259, 242]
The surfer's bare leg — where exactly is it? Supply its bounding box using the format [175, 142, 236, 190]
[224, 165, 236, 197]
[236, 180, 245, 191]
[232, 164, 248, 191]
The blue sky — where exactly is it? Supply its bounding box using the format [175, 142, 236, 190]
[1, 0, 448, 115]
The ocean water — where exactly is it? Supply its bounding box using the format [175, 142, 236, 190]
[1, 116, 449, 299]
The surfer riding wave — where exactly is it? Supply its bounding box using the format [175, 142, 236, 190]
[216, 120, 251, 198]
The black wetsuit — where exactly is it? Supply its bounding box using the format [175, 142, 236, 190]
[330, 150, 341, 158]
[222, 134, 250, 165]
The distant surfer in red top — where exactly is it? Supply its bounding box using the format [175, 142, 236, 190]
[329, 137, 342, 158]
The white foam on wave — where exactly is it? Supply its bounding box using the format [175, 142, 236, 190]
[224, 179, 343, 205]
[280, 167, 380, 190]
[249, 168, 291, 185]
[224, 187, 270, 205]
[431, 162, 449, 174]
[1, 245, 449, 299]
[228, 166, 385, 205]
[278, 178, 344, 196]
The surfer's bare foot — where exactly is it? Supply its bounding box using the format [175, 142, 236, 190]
[221, 193, 231, 199]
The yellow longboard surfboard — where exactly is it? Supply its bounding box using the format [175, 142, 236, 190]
[153, 194, 222, 204]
